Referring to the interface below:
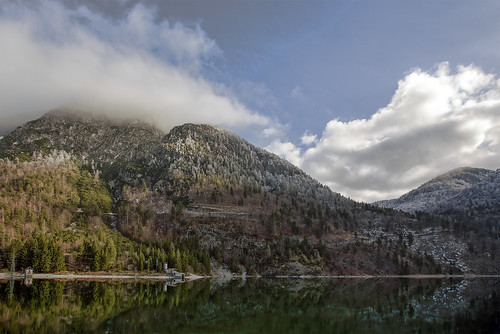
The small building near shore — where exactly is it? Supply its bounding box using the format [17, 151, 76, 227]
[24, 267, 33, 278]
[163, 263, 185, 281]
[24, 267, 33, 286]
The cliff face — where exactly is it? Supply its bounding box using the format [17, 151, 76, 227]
[0, 110, 498, 276]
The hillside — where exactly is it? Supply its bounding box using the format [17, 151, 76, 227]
[0, 110, 498, 275]
[375, 167, 495, 213]
[375, 167, 500, 226]
[437, 169, 500, 226]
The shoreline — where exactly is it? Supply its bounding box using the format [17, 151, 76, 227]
[0, 272, 205, 281]
[1, 272, 499, 281]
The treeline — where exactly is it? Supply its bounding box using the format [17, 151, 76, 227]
[2, 228, 212, 274]
[0, 151, 213, 274]
[6, 232, 65, 272]
[77, 232, 211, 274]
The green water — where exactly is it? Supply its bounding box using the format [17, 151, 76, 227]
[0, 277, 498, 333]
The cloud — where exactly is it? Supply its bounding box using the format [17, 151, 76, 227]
[301, 132, 317, 146]
[267, 63, 500, 202]
[0, 0, 271, 134]
[265, 140, 302, 167]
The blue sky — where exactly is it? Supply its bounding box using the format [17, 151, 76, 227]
[158, 0, 500, 141]
[1, 0, 499, 201]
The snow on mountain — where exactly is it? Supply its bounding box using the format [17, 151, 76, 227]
[375, 167, 496, 213]
[437, 169, 500, 223]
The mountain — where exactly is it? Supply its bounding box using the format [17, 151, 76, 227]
[0, 109, 164, 163]
[0, 110, 345, 203]
[375, 167, 500, 225]
[437, 169, 500, 225]
[0, 110, 498, 275]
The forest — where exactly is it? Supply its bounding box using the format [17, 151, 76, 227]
[0, 151, 211, 274]
[0, 150, 458, 276]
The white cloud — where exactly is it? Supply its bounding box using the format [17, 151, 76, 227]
[0, 0, 271, 133]
[265, 140, 302, 167]
[269, 63, 500, 202]
[301, 132, 317, 146]
[262, 126, 284, 138]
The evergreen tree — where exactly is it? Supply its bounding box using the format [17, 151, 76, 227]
[138, 250, 145, 271]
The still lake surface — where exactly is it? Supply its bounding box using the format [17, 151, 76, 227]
[0, 277, 499, 333]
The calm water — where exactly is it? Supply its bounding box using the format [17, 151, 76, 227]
[0, 277, 499, 333]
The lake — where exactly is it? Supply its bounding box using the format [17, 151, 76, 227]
[0, 277, 499, 333]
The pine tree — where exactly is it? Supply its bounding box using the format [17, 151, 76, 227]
[102, 238, 117, 271]
[175, 249, 182, 271]
[50, 239, 66, 272]
[138, 250, 146, 271]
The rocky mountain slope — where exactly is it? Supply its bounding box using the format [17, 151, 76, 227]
[0, 109, 164, 163]
[0, 110, 498, 275]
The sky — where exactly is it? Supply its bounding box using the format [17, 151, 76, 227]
[0, 0, 499, 202]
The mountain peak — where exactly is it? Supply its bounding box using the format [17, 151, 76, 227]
[163, 123, 234, 144]
[425, 167, 494, 187]
[375, 166, 497, 215]
[0, 109, 164, 162]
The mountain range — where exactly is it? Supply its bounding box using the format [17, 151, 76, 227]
[0, 110, 498, 275]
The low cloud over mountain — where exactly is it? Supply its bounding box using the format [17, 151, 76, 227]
[0, 1, 272, 135]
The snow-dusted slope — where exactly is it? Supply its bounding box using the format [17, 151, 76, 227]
[437, 169, 500, 222]
[375, 167, 495, 213]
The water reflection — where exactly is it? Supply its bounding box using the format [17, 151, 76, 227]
[23, 276, 33, 287]
[0, 277, 498, 333]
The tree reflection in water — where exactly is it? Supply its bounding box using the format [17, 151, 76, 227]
[0, 277, 498, 333]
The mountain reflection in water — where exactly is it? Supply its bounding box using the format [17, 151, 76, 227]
[0, 277, 498, 333]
